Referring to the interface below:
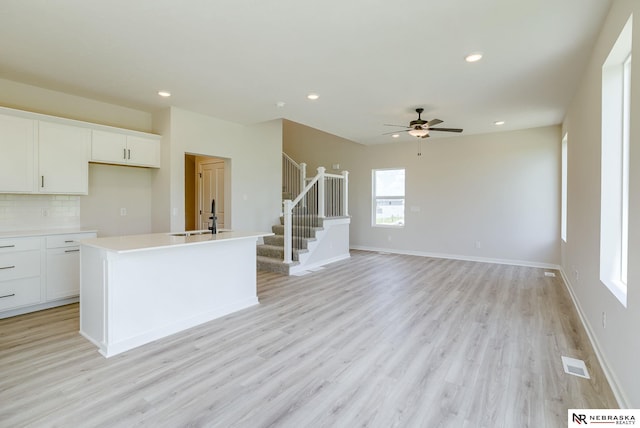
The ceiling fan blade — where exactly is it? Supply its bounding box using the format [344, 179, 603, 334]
[383, 124, 410, 128]
[382, 129, 410, 135]
[427, 119, 443, 126]
[428, 127, 463, 133]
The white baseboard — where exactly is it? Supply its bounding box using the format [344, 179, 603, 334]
[0, 297, 79, 319]
[88, 297, 259, 358]
[349, 245, 561, 270]
[290, 253, 351, 275]
[558, 268, 629, 408]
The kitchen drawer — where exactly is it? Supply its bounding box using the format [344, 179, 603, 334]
[46, 232, 96, 249]
[0, 250, 41, 282]
[0, 237, 41, 254]
[0, 276, 41, 311]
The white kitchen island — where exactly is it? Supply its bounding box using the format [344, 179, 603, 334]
[79, 230, 272, 357]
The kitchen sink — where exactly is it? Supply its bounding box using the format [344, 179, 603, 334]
[169, 230, 212, 237]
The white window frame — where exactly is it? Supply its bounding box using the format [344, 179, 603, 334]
[600, 15, 632, 307]
[372, 168, 405, 228]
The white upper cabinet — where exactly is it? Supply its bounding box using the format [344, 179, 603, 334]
[0, 114, 36, 193]
[91, 129, 127, 164]
[38, 121, 90, 195]
[91, 130, 160, 168]
[126, 135, 160, 167]
[0, 106, 161, 195]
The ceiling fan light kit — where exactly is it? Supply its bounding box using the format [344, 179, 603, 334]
[408, 128, 429, 138]
[384, 108, 463, 139]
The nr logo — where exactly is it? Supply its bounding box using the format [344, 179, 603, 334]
[573, 413, 588, 424]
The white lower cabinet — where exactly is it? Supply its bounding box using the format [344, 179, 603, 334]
[45, 233, 94, 300]
[46, 248, 81, 300]
[0, 241, 41, 311]
[0, 231, 96, 318]
[0, 277, 41, 312]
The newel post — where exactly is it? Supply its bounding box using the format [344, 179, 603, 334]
[317, 166, 326, 218]
[283, 199, 293, 264]
[300, 163, 307, 195]
[342, 170, 349, 217]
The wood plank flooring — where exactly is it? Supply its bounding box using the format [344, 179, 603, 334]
[0, 250, 617, 427]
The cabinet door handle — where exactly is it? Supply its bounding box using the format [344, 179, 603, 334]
[64, 240, 75, 243]
[124, 148, 127, 160]
[0, 265, 15, 270]
[64, 249, 80, 253]
[41, 175, 44, 188]
[128, 149, 131, 159]
[0, 245, 16, 249]
[0, 293, 15, 299]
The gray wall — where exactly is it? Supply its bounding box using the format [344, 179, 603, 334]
[284, 120, 561, 267]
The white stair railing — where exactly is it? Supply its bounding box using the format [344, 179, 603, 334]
[282, 153, 306, 201]
[283, 166, 349, 264]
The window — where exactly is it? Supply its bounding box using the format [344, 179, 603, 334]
[561, 133, 568, 242]
[373, 168, 405, 227]
[600, 15, 632, 307]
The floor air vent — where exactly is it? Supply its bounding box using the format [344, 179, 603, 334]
[561, 356, 590, 379]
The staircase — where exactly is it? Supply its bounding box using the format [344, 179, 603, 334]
[257, 214, 323, 275]
[257, 154, 350, 275]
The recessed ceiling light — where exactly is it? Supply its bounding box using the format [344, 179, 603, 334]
[307, 93, 319, 100]
[158, 91, 171, 97]
[494, 120, 505, 125]
[392, 134, 400, 138]
[276, 101, 286, 108]
[465, 52, 483, 63]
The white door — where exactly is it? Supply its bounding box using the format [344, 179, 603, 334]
[199, 160, 225, 230]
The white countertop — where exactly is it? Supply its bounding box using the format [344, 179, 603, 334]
[80, 230, 273, 253]
[0, 228, 98, 239]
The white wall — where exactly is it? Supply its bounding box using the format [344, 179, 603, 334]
[0, 81, 281, 237]
[0, 78, 153, 132]
[0, 79, 156, 236]
[152, 107, 282, 233]
[80, 164, 153, 237]
[284, 121, 561, 266]
[562, 0, 640, 408]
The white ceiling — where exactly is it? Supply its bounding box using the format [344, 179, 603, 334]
[0, 0, 611, 144]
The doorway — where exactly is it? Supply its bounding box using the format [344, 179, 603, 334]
[184, 154, 228, 231]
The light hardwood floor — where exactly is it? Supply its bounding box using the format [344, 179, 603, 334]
[0, 251, 617, 427]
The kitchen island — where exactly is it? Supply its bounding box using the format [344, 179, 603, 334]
[79, 230, 272, 357]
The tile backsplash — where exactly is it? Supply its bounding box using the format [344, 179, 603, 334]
[0, 194, 81, 231]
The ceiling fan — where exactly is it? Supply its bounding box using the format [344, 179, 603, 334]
[384, 108, 463, 138]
